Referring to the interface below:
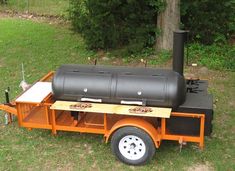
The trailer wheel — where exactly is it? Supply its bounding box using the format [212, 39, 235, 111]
[111, 126, 156, 165]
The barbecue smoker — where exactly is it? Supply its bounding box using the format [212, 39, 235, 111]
[0, 31, 213, 165]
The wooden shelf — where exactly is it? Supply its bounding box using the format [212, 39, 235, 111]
[56, 111, 74, 126]
[23, 106, 48, 124]
[51, 101, 172, 118]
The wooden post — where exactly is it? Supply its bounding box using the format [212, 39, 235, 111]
[45, 106, 49, 125]
[199, 115, 205, 149]
[16, 104, 23, 127]
[51, 109, 57, 135]
[161, 118, 166, 136]
[104, 113, 107, 132]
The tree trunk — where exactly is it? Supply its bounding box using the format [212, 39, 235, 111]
[156, 0, 180, 51]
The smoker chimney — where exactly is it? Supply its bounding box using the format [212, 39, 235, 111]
[173, 30, 188, 76]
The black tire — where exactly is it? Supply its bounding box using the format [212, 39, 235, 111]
[111, 126, 156, 165]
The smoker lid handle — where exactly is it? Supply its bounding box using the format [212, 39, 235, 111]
[81, 98, 102, 103]
[121, 100, 143, 106]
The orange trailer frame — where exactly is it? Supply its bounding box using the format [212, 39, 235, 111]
[0, 72, 206, 156]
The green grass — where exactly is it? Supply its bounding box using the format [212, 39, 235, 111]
[108, 47, 172, 66]
[0, 18, 235, 170]
[0, 0, 69, 16]
[187, 43, 235, 70]
[0, 18, 95, 98]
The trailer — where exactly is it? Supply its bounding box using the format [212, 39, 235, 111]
[0, 71, 208, 165]
[0, 31, 213, 165]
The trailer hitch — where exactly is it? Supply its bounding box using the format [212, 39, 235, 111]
[5, 87, 10, 103]
[179, 137, 187, 152]
[0, 87, 17, 125]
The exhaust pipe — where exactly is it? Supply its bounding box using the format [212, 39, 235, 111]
[173, 30, 188, 76]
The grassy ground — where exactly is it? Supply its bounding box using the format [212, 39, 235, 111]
[0, 18, 234, 170]
[0, 0, 69, 16]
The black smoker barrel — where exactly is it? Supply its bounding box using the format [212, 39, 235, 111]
[52, 30, 189, 108]
[52, 65, 186, 108]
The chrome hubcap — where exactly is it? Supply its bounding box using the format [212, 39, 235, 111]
[118, 135, 146, 160]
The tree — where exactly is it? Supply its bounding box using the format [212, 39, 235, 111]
[181, 0, 235, 44]
[0, 0, 8, 4]
[156, 0, 180, 50]
[69, 0, 164, 52]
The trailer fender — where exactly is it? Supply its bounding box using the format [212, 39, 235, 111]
[105, 117, 160, 148]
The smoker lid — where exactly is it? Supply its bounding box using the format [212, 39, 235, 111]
[57, 64, 179, 77]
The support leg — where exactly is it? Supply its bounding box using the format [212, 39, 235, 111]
[199, 115, 205, 149]
[51, 109, 57, 135]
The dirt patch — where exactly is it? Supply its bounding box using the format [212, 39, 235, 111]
[40, 161, 75, 171]
[0, 11, 69, 27]
[0, 12, 9, 18]
[184, 66, 230, 84]
[229, 100, 235, 108]
[18, 14, 69, 27]
[186, 162, 214, 171]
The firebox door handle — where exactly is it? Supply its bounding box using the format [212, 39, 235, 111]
[121, 100, 143, 106]
[81, 98, 102, 103]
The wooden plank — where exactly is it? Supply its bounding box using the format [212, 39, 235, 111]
[16, 82, 52, 103]
[51, 101, 171, 118]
